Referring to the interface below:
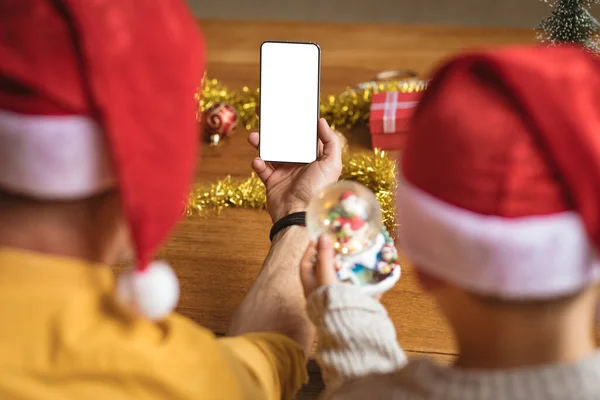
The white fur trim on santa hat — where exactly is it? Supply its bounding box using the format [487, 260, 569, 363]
[396, 177, 600, 299]
[0, 109, 115, 199]
[116, 261, 180, 320]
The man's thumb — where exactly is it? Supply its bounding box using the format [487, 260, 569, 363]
[316, 235, 338, 286]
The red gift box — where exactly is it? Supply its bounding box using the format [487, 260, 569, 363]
[369, 91, 422, 150]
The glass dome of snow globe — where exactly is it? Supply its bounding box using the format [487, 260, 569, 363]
[306, 181, 382, 255]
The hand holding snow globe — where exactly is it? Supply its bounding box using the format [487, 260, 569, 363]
[307, 181, 401, 296]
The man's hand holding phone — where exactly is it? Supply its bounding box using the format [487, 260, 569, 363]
[247, 118, 342, 223]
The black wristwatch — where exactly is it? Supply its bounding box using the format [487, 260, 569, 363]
[269, 212, 306, 241]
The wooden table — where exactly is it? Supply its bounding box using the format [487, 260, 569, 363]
[161, 19, 536, 396]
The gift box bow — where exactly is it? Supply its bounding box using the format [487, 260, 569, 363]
[370, 92, 422, 134]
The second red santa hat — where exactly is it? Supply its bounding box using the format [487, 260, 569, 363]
[397, 45, 600, 299]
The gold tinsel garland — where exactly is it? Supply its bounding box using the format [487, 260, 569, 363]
[186, 148, 398, 233]
[197, 77, 428, 130]
[190, 75, 424, 231]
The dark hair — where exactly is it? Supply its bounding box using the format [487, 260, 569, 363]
[0, 188, 118, 206]
[0, 189, 31, 204]
[469, 288, 586, 310]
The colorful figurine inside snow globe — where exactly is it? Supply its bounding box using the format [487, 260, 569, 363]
[307, 181, 401, 296]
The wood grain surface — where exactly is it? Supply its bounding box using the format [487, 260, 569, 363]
[160, 20, 537, 397]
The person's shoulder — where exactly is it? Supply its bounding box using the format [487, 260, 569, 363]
[326, 359, 436, 400]
[26, 312, 251, 399]
[75, 311, 227, 371]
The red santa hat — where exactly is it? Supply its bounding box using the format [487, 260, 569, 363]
[0, 1, 205, 319]
[396, 45, 600, 299]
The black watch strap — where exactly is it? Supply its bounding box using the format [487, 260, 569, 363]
[269, 212, 306, 241]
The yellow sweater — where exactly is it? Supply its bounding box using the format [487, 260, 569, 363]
[0, 248, 307, 400]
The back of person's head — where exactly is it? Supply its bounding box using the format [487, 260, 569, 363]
[396, 46, 600, 357]
[0, 0, 205, 320]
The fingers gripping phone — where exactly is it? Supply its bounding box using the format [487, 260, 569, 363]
[259, 41, 321, 164]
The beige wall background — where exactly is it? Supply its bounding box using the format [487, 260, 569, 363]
[188, 0, 561, 28]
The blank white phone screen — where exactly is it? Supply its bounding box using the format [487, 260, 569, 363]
[259, 42, 320, 163]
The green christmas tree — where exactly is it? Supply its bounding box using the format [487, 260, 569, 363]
[536, 0, 600, 53]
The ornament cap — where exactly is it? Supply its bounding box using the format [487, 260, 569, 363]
[209, 133, 221, 147]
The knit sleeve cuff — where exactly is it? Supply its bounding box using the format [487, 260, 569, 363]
[307, 283, 387, 324]
[305, 283, 407, 390]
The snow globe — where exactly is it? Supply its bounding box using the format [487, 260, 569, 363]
[306, 181, 401, 296]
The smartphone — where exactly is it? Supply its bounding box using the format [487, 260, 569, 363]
[259, 41, 321, 164]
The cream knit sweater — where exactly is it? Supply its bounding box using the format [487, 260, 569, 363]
[307, 284, 600, 400]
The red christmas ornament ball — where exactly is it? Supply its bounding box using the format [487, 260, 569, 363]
[203, 102, 238, 146]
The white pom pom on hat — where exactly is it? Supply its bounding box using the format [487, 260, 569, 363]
[116, 261, 180, 321]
